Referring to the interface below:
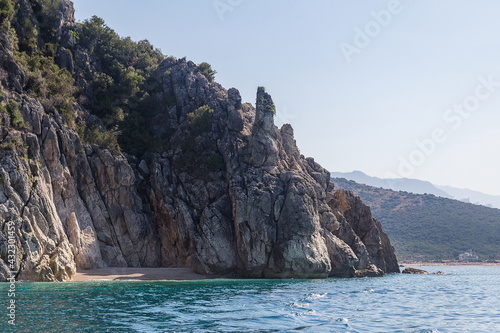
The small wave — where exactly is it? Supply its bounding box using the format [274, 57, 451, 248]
[306, 293, 328, 300]
[304, 309, 317, 315]
[289, 301, 311, 309]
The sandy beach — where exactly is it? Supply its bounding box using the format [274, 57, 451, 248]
[73, 267, 207, 282]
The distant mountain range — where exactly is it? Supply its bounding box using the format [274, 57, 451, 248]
[332, 177, 500, 262]
[331, 171, 500, 209]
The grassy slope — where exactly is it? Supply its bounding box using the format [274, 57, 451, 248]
[333, 178, 500, 261]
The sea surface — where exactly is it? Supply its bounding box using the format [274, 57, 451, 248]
[1, 266, 499, 332]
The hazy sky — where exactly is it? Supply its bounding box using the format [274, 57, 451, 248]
[72, 0, 500, 195]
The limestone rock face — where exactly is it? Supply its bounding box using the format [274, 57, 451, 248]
[0, 1, 399, 281]
[138, 59, 399, 278]
[329, 190, 400, 274]
[0, 92, 161, 281]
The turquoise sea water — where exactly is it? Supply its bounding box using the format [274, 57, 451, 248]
[1, 266, 499, 332]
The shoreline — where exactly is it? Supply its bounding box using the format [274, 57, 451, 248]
[72, 267, 207, 282]
[399, 262, 500, 267]
[70, 264, 500, 282]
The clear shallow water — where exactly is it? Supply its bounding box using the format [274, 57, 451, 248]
[1, 266, 500, 332]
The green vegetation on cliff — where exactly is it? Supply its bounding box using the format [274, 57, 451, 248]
[198, 62, 216, 82]
[77, 16, 165, 154]
[333, 178, 500, 261]
[15, 52, 77, 126]
[8, 99, 23, 128]
[174, 105, 224, 180]
[78, 16, 163, 121]
[2, 0, 77, 127]
[2, 1, 224, 158]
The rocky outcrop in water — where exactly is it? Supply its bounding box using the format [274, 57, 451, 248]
[0, 0, 399, 281]
[402, 267, 429, 274]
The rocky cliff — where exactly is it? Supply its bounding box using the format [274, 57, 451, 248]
[0, 0, 399, 281]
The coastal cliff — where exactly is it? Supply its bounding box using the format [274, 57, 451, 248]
[0, 0, 399, 281]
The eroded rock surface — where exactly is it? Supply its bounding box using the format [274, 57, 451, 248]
[0, 0, 399, 281]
